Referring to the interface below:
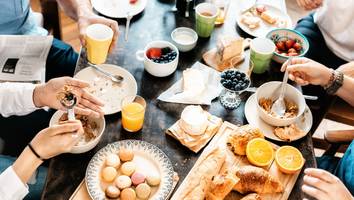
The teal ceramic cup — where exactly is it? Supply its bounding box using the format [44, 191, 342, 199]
[195, 3, 218, 38]
[250, 38, 276, 74]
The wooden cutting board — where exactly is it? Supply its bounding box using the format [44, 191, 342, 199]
[171, 121, 302, 200]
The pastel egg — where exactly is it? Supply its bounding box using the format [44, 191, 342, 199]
[106, 154, 121, 168]
[115, 175, 132, 189]
[105, 185, 120, 199]
[120, 188, 136, 200]
[119, 148, 134, 162]
[102, 166, 117, 182]
[131, 172, 146, 185]
[146, 174, 161, 186]
[120, 161, 136, 176]
[136, 183, 151, 199]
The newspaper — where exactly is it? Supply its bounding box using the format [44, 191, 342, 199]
[0, 35, 53, 83]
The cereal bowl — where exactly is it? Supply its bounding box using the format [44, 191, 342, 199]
[49, 110, 105, 154]
[255, 81, 306, 127]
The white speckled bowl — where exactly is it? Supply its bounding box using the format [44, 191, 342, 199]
[171, 27, 198, 52]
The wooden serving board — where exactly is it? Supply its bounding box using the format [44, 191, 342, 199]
[171, 121, 302, 200]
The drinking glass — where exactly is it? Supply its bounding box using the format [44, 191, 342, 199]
[211, 0, 230, 25]
[121, 95, 146, 132]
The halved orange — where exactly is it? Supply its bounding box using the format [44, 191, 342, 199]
[275, 146, 305, 174]
[246, 138, 274, 167]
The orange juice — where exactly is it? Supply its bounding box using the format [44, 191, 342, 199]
[122, 102, 145, 132]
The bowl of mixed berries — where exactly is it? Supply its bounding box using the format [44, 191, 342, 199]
[136, 41, 179, 77]
[266, 28, 309, 63]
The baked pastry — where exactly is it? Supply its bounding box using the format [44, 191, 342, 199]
[233, 165, 283, 194]
[119, 148, 134, 162]
[179, 147, 226, 200]
[206, 170, 239, 200]
[241, 12, 261, 29]
[115, 175, 132, 189]
[182, 68, 206, 96]
[227, 125, 264, 156]
[216, 36, 244, 70]
[105, 185, 120, 199]
[136, 183, 151, 199]
[179, 105, 208, 136]
[131, 172, 146, 185]
[120, 161, 136, 176]
[240, 193, 263, 200]
[120, 188, 136, 200]
[102, 166, 118, 182]
[106, 154, 121, 168]
[274, 124, 306, 141]
[260, 11, 277, 24]
[146, 174, 161, 186]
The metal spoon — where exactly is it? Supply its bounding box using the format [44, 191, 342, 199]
[125, 11, 132, 41]
[271, 69, 289, 117]
[59, 92, 77, 121]
[88, 63, 124, 84]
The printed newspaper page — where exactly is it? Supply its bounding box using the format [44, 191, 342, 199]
[0, 35, 53, 83]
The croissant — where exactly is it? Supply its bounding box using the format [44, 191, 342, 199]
[179, 147, 226, 200]
[240, 193, 263, 200]
[206, 170, 239, 200]
[227, 125, 264, 156]
[233, 165, 283, 194]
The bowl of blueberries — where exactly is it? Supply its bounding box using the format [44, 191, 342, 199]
[219, 69, 251, 109]
[136, 41, 179, 77]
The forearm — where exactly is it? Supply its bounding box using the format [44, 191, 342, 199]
[335, 75, 354, 107]
[12, 147, 43, 184]
[56, 0, 93, 21]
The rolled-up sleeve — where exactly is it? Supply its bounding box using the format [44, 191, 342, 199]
[0, 167, 29, 200]
[0, 82, 40, 117]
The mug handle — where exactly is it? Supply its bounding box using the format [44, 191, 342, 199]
[136, 50, 145, 61]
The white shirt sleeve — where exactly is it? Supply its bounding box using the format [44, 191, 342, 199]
[0, 167, 29, 200]
[0, 82, 40, 117]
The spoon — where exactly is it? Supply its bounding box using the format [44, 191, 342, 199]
[185, 0, 191, 17]
[125, 11, 132, 41]
[59, 92, 77, 121]
[88, 63, 124, 84]
[271, 66, 290, 117]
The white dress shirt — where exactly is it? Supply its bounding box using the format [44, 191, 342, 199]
[0, 82, 39, 200]
[314, 0, 354, 61]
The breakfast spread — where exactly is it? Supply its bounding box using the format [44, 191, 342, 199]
[220, 70, 250, 91]
[274, 37, 303, 57]
[166, 105, 223, 153]
[146, 47, 177, 64]
[259, 97, 298, 118]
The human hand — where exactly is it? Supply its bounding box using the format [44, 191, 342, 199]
[296, 0, 323, 10]
[78, 13, 119, 52]
[302, 168, 353, 200]
[33, 77, 104, 118]
[30, 120, 84, 159]
[281, 57, 332, 86]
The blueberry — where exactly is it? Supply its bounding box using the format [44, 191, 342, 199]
[241, 73, 246, 78]
[161, 47, 172, 55]
[236, 74, 241, 79]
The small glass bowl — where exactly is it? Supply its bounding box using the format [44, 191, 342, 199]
[219, 69, 251, 109]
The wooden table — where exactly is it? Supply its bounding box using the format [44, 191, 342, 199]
[42, 0, 321, 199]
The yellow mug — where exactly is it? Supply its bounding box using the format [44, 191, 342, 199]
[85, 24, 113, 64]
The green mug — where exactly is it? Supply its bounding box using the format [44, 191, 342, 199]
[195, 3, 218, 38]
[250, 38, 275, 74]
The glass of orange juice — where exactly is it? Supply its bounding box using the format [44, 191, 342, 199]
[211, 0, 230, 25]
[121, 95, 146, 132]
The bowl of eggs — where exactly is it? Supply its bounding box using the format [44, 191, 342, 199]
[85, 140, 174, 200]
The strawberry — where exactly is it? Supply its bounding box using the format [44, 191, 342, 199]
[256, 5, 266, 14]
[293, 42, 302, 51]
[288, 52, 299, 56]
[130, 0, 138, 4]
[276, 41, 286, 51]
[288, 48, 296, 53]
[285, 39, 295, 49]
[146, 48, 161, 59]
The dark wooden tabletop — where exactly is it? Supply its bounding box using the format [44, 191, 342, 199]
[42, 0, 323, 199]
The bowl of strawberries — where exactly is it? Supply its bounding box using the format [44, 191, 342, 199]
[266, 28, 309, 63]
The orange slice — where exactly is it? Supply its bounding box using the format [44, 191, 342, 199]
[275, 146, 304, 174]
[246, 138, 274, 167]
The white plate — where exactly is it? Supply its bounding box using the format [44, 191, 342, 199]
[74, 64, 137, 115]
[236, 4, 292, 38]
[86, 140, 174, 200]
[244, 94, 312, 142]
[91, 0, 148, 18]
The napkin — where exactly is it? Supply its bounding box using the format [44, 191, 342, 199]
[157, 62, 222, 105]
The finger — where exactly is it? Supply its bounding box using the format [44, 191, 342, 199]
[304, 168, 338, 183]
[49, 121, 82, 136]
[295, 76, 308, 85]
[78, 98, 103, 114]
[281, 60, 289, 72]
[65, 78, 90, 88]
[81, 90, 105, 106]
[304, 175, 331, 193]
[289, 73, 296, 81]
[75, 106, 101, 118]
[302, 185, 329, 200]
[287, 63, 309, 73]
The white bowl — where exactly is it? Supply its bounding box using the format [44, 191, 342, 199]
[49, 110, 105, 154]
[136, 40, 179, 77]
[255, 81, 306, 127]
[171, 27, 198, 52]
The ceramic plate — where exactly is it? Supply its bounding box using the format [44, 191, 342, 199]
[91, 0, 148, 18]
[244, 94, 312, 142]
[74, 64, 137, 115]
[236, 4, 292, 38]
[86, 140, 174, 200]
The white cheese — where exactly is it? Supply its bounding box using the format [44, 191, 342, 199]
[179, 105, 208, 136]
